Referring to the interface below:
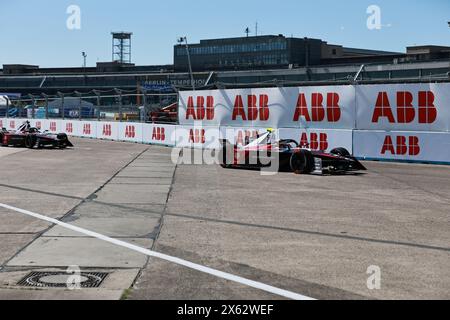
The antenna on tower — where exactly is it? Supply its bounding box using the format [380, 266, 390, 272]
[245, 27, 251, 37]
[255, 22, 258, 36]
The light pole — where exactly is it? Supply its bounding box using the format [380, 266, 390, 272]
[178, 36, 195, 91]
[82, 52, 87, 70]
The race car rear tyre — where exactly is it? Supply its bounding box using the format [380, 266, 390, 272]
[330, 147, 351, 157]
[25, 136, 36, 149]
[290, 150, 313, 174]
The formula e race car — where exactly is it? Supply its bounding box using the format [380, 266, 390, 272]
[0, 121, 73, 149]
[219, 130, 366, 175]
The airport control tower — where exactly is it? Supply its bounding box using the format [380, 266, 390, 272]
[112, 32, 133, 64]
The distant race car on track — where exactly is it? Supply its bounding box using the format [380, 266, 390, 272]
[0, 121, 73, 149]
[219, 129, 367, 175]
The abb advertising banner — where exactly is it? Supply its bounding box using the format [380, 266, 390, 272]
[279, 128, 353, 153]
[179, 86, 356, 129]
[142, 123, 176, 146]
[5, 118, 18, 130]
[118, 122, 143, 143]
[354, 130, 450, 163]
[175, 126, 221, 149]
[356, 83, 450, 132]
[77, 121, 98, 138]
[96, 122, 119, 141]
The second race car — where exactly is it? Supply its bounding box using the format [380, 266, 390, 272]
[0, 121, 73, 149]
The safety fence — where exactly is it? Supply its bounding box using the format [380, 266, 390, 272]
[1, 82, 450, 164]
[0, 92, 178, 123]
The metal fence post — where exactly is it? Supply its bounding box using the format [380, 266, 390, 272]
[115, 89, 122, 122]
[42, 94, 49, 119]
[29, 94, 35, 119]
[75, 91, 82, 120]
[142, 92, 147, 123]
[93, 90, 101, 121]
[5, 97, 9, 119]
[58, 92, 65, 120]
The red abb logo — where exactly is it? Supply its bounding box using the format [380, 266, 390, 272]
[49, 122, 57, 132]
[235, 130, 260, 145]
[300, 132, 329, 150]
[125, 125, 136, 138]
[186, 96, 215, 120]
[102, 124, 112, 136]
[381, 136, 420, 156]
[152, 127, 166, 141]
[10, 120, 15, 129]
[232, 94, 269, 121]
[293, 93, 341, 122]
[83, 124, 91, 135]
[35, 121, 42, 129]
[372, 91, 437, 124]
[66, 123, 73, 133]
[189, 129, 206, 144]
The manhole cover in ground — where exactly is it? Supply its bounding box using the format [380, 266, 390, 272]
[17, 271, 108, 288]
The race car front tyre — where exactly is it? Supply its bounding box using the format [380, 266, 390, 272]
[330, 147, 351, 157]
[290, 150, 313, 174]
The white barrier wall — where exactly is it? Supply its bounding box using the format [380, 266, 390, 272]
[354, 131, 450, 163]
[0, 119, 177, 147]
[2, 81, 450, 164]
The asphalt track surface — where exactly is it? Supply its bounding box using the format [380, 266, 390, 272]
[0, 138, 448, 300]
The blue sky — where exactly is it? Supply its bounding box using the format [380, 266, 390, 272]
[0, 0, 449, 67]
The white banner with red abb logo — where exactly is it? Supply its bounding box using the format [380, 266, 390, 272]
[142, 123, 176, 146]
[175, 125, 221, 149]
[96, 122, 119, 140]
[118, 122, 143, 143]
[179, 86, 356, 129]
[354, 131, 450, 163]
[355, 83, 450, 132]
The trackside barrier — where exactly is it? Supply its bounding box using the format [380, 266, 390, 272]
[3, 92, 450, 165]
[177, 83, 450, 164]
[353, 130, 450, 164]
[0, 119, 177, 147]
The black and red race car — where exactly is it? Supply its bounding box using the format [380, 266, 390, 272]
[219, 130, 366, 175]
[0, 121, 73, 149]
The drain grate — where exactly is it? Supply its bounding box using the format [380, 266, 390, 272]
[17, 271, 108, 288]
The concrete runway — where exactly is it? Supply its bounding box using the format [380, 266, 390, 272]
[0, 138, 448, 300]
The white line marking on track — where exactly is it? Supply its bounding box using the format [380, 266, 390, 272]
[0, 203, 315, 301]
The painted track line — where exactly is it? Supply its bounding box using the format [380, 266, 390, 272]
[0, 203, 315, 301]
